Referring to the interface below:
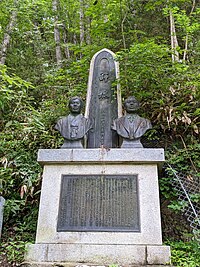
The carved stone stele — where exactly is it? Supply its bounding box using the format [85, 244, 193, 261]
[85, 48, 122, 148]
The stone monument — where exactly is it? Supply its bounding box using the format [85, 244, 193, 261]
[85, 48, 122, 148]
[24, 49, 171, 266]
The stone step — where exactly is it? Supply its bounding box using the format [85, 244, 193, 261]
[21, 263, 173, 267]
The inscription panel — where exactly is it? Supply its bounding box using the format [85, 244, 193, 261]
[57, 175, 140, 232]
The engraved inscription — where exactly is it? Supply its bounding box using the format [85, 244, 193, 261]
[57, 175, 140, 232]
[98, 90, 109, 99]
[100, 110, 106, 145]
[99, 72, 109, 82]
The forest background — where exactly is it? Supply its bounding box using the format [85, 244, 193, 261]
[0, 0, 200, 266]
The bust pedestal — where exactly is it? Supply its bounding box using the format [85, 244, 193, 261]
[61, 139, 83, 148]
[24, 148, 171, 266]
[121, 138, 143, 148]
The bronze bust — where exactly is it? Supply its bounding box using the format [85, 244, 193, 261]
[55, 96, 92, 148]
[112, 96, 152, 148]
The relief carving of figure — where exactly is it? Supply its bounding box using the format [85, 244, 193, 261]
[112, 96, 152, 148]
[55, 96, 92, 148]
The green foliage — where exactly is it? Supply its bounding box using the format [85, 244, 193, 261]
[159, 176, 177, 200]
[117, 40, 200, 145]
[166, 142, 200, 172]
[168, 200, 189, 212]
[0, 67, 50, 265]
[0, 216, 36, 264]
[116, 40, 171, 95]
[0, 65, 33, 116]
[108, 264, 120, 267]
[167, 239, 200, 267]
[1, 240, 28, 264]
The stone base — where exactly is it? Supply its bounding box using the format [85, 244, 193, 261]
[25, 244, 171, 266]
[22, 265, 172, 267]
[25, 149, 171, 266]
[34, 149, 165, 245]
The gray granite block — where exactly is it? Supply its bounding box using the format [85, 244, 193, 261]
[147, 245, 171, 265]
[25, 244, 147, 265]
[37, 148, 165, 165]
[0, 196, 5, 237]
[25, 244, 171, 266]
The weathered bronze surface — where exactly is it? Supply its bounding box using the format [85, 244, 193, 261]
[57, 175, 140, 232]
[112, 96, 152, 148]
[55, 96, 92, 148]
[87, 50, 118, 148]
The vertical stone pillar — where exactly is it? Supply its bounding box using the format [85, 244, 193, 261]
[85, 48, 122, 148]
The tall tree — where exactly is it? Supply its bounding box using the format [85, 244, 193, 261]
[0, 0, 17, 65]
[169, 9, 180, 62]
[183, 0, 196, 60]
[52, 0, 62, 65]
[79, 0, 85, 46]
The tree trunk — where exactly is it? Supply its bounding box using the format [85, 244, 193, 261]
[52, 0, 62, 66]
[169, 10, 179, 62]
[79, 0, 84, 46]
[183, 34, 188, 61]
[183, 0, 196, 61]
[85, 18, 91, 45]
[63, 26, 70, 59]
[0, 1, 17, 65]
[85, 2, 91, 45]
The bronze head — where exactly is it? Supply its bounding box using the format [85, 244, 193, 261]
[124, 96, 140, 113]
[68, 96, 83, 114]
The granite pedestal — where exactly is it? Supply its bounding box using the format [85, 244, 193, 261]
[25, 148, 171, 266]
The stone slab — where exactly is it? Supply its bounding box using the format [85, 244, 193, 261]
[147, 245, 171, 265]
[37, 148, 165, 165]
[0, 196, 5, 237]
[22, 265, 173, 267]
[25, 244, 146, 265]
[84, 49, 119, 148]
[25, 244, 171, 265]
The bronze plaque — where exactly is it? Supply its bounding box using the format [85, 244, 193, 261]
[57, 175, 140, 232]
